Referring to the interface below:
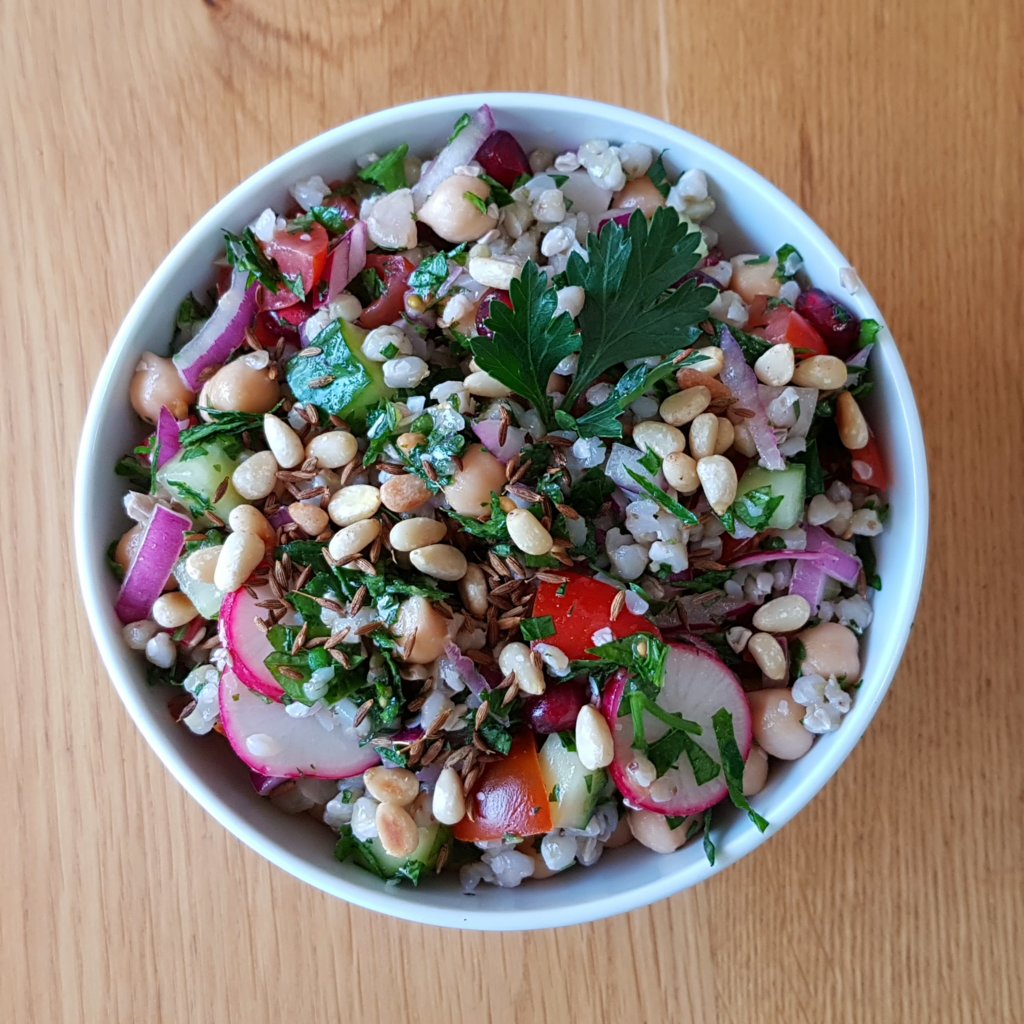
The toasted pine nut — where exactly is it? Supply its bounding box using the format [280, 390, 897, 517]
[696, 454, 737, 514]
[375, 802, 420, 858]
[328, 518, 381, 560]
[362, 766, 420, 806]
[409, 544, 468, 581]
[632, 421, 686, 458]
[151, 592, 198, 629]
[328, 484, 381, 527]
[792, 354, 848, 390]
[380, 474, 433, 514]
[686, 346, 725, 377]
[396, 432, 427, 455]
[432, 766, 467, 825]
[747, 631, 787, 681]
[263, 414, 304, 468]
[660, 386, 711, 426]
[389, 517, 447, 552]
[663, 451, 699, 494]
[506, 508, 554, 556]
[498, 641, 545, 695]
[458, 564, 489, 617]
[288, 502, 329, 537]
[228, 504, 275, 548]
[306, 430, 358, 469]
[463, 370, 513, 398]
[214, 531, 266, 592]
[714, 416, 735, 455]
[752, 595, 811, 633]
[185, 545, 221, 585]
[731, 421, 757, 457]
[232, 450, 279, 500]
[688, 412, 719, 460]
[754, 343, 795, 387]
[575, 705, 614, 770]
[836, 392, 869, 450]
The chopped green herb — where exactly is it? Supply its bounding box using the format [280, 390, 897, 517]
[223, 227, 304, 300]
[859, 318, 882, 348]
[647, 151, 671, 198]
[285, 319, 376, 421]
[568, 468, 616, 518]
[463, 190, 489, 215]
[719, 486, 784, 535]
[701, 810, 716, 865]
[357, 144, 409, 193]
[676, 570, 734, 593]
[774, 243, 804, 280]
[521, 616, 556, 643]
[287, 205, 351, 235]
[712, 708, 769, 831]
[448, 113, 470, 142]
[625, 467, 699, 526]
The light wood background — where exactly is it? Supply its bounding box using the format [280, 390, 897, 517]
[2, 1, 1021, 1021]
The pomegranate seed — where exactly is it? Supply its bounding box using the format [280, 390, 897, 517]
[475, 288, 513, 338]
[522, 680, 590, 735]
[795, 288, 860, 358]
[475, 130, 531, 188]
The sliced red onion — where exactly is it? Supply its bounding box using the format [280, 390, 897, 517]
[249, 770, 288, 797]
[115, 503, 192, 623]
[719, 327, 785, 471]
[173, 270, 257, 391]
[789, 558, 828, 613]
[326, 220, 367, 304]
[415, 759, 445, 787]
[411, 105, 496, 208]
[440, 643, 489, 696]
[471, 419, 527, 465]
[804, 526, 861, 586]
[728, 549, 833, 569]
[846, 346, 872, 370]
[154, 408, 185, 469]
[267, 506, 293, 530]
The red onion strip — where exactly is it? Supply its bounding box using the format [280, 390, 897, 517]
[326, 220, 367, 304]
[719, 327, 785, 471]
[411, 105, 496, 208]
[115, 504, 192, 623]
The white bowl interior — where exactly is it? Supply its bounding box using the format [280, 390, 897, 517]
[75, 93, 928, 931]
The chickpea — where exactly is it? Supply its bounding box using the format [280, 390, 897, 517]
[796, 622, 861, 681]
[612, 175, 666, 218]
[417, 174, 497, 243]
[129, 352, 195, 424]
[201, 354, 280, 414]
[628, 810, 694, 854]
[442, 444, 506, 517]
[391, 595, 453, 664]
[114, 524, 177, 591]
[747, 689, 813, 760]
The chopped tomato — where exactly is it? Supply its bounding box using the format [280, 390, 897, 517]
[531, 572, 660, 661]
[452, 731, 552, 842]
[260, 223, 329, 311]
[850, 432, 888, 490]
[358, 254, 414, 329]
[758, 308, 829, 358]
[252, 303, 313, 347]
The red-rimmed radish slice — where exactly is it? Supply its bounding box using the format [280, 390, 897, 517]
[219, 586, 285, 701]
[219, 669, 379, 779]
[601, 644, 752, 816]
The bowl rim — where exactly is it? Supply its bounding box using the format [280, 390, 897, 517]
[74, 91, 929, 931]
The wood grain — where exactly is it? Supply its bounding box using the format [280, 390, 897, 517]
[1, 0, 1021, 1021]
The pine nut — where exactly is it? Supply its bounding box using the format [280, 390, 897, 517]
[731, 421, 757, 457]
[836, 392, 869, 450]
[686, 346, 725, 377]
[151, 592, 198, 629]
[463, 370, 513, 398]
[263, 414, 304, 468]
[688, 412, 719, 459]
[575, 705, 614, 770]
[375, 802, 420, 858]
[185, 545, 221, 585]
[389, 517, 446, 552]
[754, 343, 795, 386]
[232, 450, 279, 500]
[432, 766, 467, 825]
[747, 631, 787, 681]
[696, 455, 738, 515]
[498, 641, 545, 695]
[362, 766, 419, 806]
[792, 354, 848, 390]
[328, 518, 381, 560]
[458, 564, 489, 617]
[305, 430, 358, 469]
[380, 474, 433, 514]
[328, 484, 381, 527]
[395, 432, 427, 455]
[409, 544, 468, 581]
[228, 504, 275, 547]
[660, 386, 711, 426]
[715, 416, 735, 455]
[214, 531, 266, 592]
[506, 508, 554, 556]
[663, 451, 699, 494]
[288, 502, 329, 537]
[752, 595, 811, 633]
[632, 421, 686, 458]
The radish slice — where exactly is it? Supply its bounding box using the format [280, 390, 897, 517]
[601, 644, 752, 816]
[411, 104, 496, 208]
[219, 586, 286, 701]
[115, 504, 191, 623]
[325, 220, 367, 304]
[219, 670, 379, 779]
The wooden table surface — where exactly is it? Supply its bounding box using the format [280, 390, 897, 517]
[3, 1, 1021, 1021]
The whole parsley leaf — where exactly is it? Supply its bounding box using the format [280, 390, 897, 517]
[357, 144, 409, 193]
[563, 209, 715, 407]
[470, 262, 578, 429]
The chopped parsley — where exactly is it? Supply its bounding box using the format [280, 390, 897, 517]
[520, 616, 556, 643]
[463, 190, 488, 215]
[357, 144, 409, 193]
[223, 227, 304, 300]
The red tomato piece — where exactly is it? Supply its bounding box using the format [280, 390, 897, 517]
[850, 432, 888, 490]
[761, 308, 830, 358]
[260, 223, 329, 310]
[358, 253, 414, 329]
[531, 572, 661, 662]
[452, 731, 553, 842]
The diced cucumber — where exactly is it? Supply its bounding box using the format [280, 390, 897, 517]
[735, 464, 806, 530]
[355, 822, 449, 884]
[539, 733, 607, 830]
[172, 537, 225, 619]
[157, 441, 245, 524]
[286, 319, 394, 428]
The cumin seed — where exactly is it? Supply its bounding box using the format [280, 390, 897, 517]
[278, 666, 304, 681]
[353, 699, 374, 727]
[290, 622, 309, 656]
[474, 702, 490, 729]
[610, 589, 626, 622]
[297, 346, 322, 358]
[348, 584, 368, 616]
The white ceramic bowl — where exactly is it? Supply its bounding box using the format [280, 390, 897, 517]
[74, 93, 928, 931]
